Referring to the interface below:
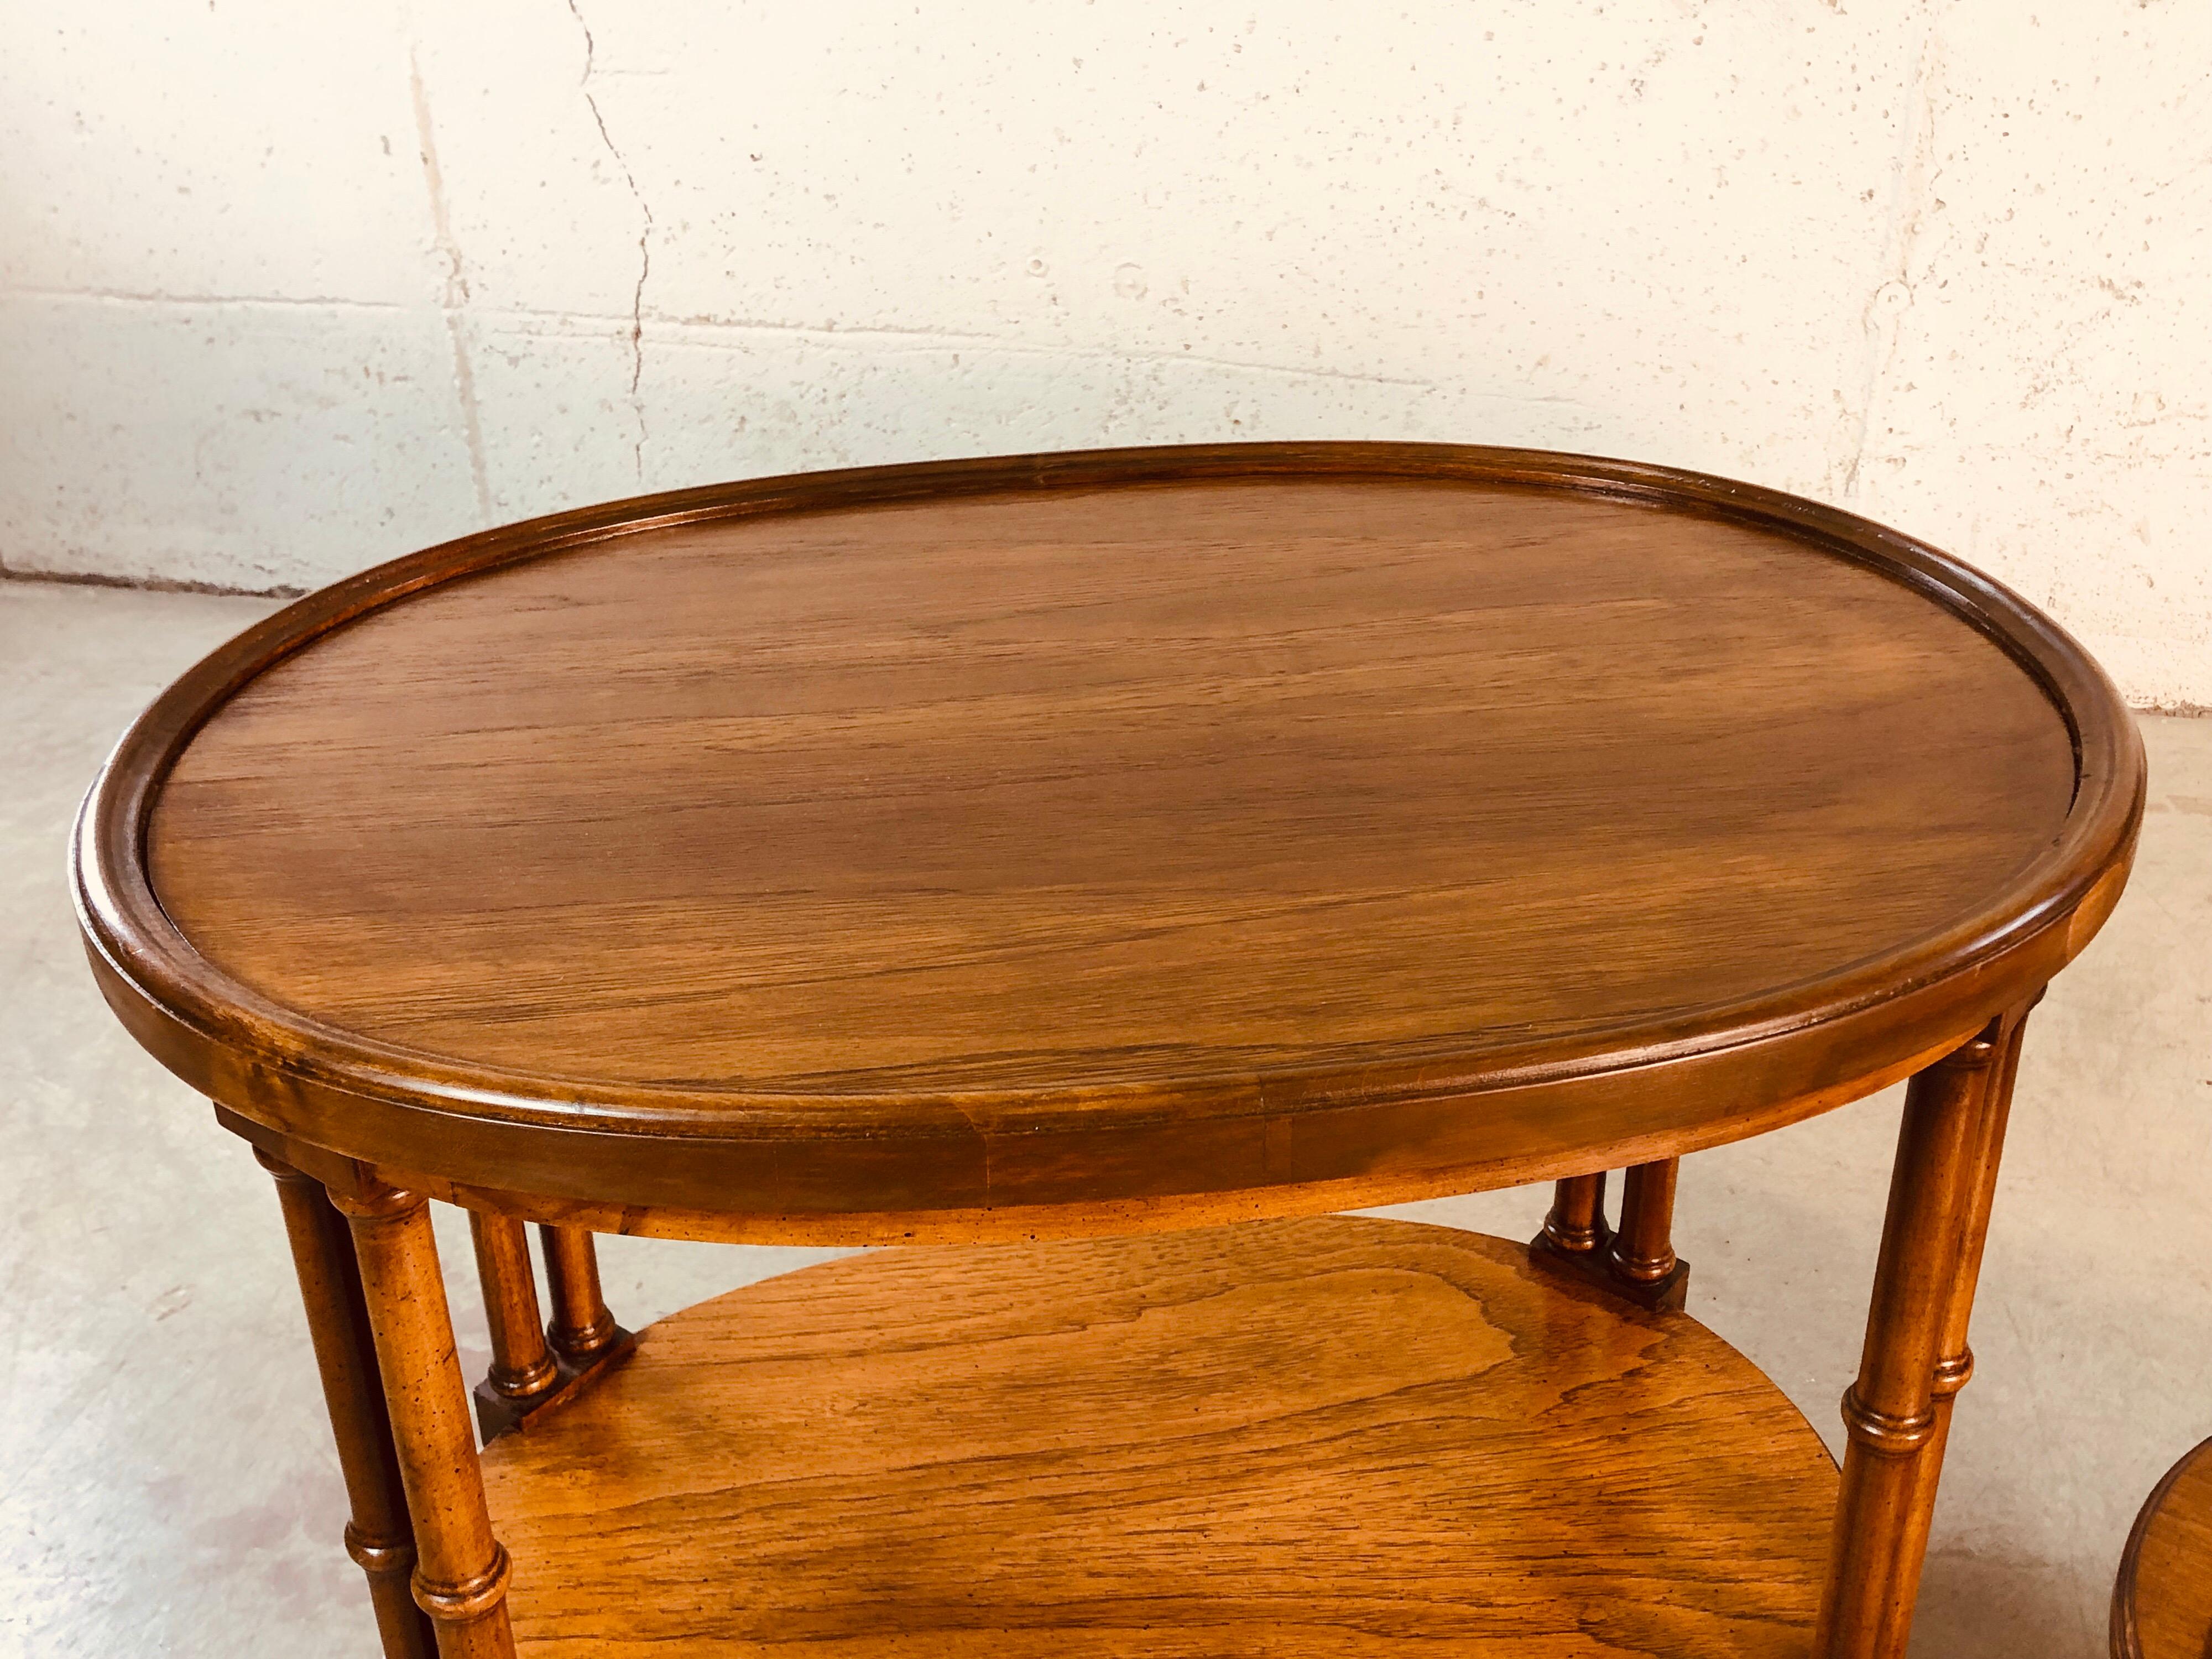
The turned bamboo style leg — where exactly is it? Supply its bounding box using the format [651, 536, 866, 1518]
[1606, 1157, 1691, 1311]
[1869, 1003, 2037, 1656]
[258, 1152, 437, 1659]
[1812, 1004, 2034, 1659]
[538, 1224, 623, 1361]
[1540, 1171, 1610, 1258]
[467, 1213, 559, 1441]
[337, 1185, 518, 1659]
[1532, 1164, 1691, 1312]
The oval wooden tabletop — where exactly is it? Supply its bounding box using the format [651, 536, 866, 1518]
[75, 445, 2142, 1238]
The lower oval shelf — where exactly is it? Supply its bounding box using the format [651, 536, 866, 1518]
[480, 1215, 1838, 1657]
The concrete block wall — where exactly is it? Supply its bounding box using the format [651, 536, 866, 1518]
[3, 1, 2206, 706]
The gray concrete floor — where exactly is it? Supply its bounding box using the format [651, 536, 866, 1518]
[2, 577, 2206, 1658]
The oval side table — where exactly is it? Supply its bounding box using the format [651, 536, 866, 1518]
[2113, 1434, 2212, 1659]
[75, 444, 2144, 1658]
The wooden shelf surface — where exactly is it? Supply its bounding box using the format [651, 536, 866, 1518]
[481, 1217, 1838, 1656]
[2114, 1433, 2212, 1659]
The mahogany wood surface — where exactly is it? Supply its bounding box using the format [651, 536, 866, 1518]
[2113, 1434, 2212, 1659]
[477, 1216, 1840, 1658]
[74, 445, 2142, 1240]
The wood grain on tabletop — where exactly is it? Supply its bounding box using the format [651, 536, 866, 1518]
[478, 1216, 1840, 1658]
[145, 476, 2073, 1094]
[79, 446, 2137, 1228]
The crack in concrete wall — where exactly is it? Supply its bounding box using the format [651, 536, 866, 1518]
[8, 3, 2206, 704]
[1837, 11, 1948, 503]
[4, 288, 409, 312]
[0, 280, 1449, 392]
[0, 566, 304, 598]
[408, 48, 494, 525]
[565, 0, 654, 483]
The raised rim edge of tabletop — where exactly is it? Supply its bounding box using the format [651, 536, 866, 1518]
[69, 443, 2146, 1227]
